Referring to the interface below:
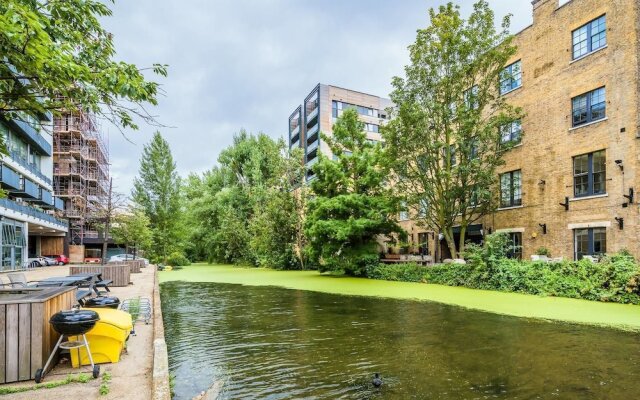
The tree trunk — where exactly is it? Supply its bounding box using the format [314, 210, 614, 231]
[443, 228, 458, 260]
[457, 225, 467, 259]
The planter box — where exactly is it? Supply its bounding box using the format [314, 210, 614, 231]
[0, 286, 76, 383]
[70, 264, 131, 287]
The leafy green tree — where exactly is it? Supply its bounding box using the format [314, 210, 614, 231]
[0, 0, 166, 130]
[183, 131, 308, 269]
[305, 109, 401, 276]
[132, 132, 183, 262]
[383, 1, 524, 258]
[111, 206, 152, 259]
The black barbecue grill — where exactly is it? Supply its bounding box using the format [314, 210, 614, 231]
[83, 296, 121, 309]
[35, 309, 101, 383]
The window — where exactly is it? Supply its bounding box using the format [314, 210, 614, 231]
[500, 120, 522, 144]
[574, 227, 606, 260]
[464, 86, 479, 110]
[418, 199, 428, 218]
[399, 202, 409, 221]
[572, 15, 606, 60]
[506, 232, 522, 260]
[573, 150, 606, 197]
[332, 101, 381, 119]
[500, 170, 522, 207]
[572, 87, 606, 127]
[500, 60, 522, 95]
[364, 123, 379, 133]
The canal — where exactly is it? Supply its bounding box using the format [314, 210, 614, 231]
[161, 281, 640, 399]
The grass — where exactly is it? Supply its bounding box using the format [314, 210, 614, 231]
[160, 263, 640, 332]
[0, 373, 91, 396]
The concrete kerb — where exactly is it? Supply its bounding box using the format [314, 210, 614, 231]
[152, 267, 171, 400]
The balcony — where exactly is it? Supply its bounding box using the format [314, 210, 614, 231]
[14, 178, 40, 199]
[306, 140, 319, 154]
[34, 189, 53, 207]
[7, 150, 52, 186]
[54, 197, 65, 211]
[290, 131, 300, 145]
[290, 124, 300, 138]
[306, 107, 319, 122]
[306, 124, 319, 144]
[0, 198, 68, 230]
[0, 165, 21, 190]
[6, 119, 52, 156]
[306, 151, 318, 165]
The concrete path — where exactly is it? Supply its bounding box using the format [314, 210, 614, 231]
[0, 265, 156, 399]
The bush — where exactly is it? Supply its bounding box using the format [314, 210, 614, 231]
[535, 247, 551, 256]
[366, 263, 427, 282]
[167, 252, 191, 267]
[366, 232, 640, 305]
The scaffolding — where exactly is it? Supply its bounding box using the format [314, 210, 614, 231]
[53, 111, 110, 245]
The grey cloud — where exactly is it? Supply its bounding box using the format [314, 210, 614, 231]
[102, 0, 533, 195]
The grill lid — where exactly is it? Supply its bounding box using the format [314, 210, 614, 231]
[84, 296, 120, 308]
[50, 309, 100, 325]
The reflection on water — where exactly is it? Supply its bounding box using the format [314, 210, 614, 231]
[160, 281, 639, 399]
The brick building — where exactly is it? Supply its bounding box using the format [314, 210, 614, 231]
[401, 0, 640, 261]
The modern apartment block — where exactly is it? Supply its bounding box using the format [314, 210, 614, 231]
[0, 113, 68, 271]
[400, 0, 640, 261]
[289, 84, 393, 179]
[53, 111, 110, 262]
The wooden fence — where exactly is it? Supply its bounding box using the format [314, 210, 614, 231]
[70, 264, 131, 287]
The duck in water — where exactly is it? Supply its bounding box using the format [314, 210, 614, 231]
[372, 373, 383, 388]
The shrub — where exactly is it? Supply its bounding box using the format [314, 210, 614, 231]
[167, 252, 191, 267]
[367, 234, 640, 305]
[535, 247, 551, 256]
[366, 263, 427, 282]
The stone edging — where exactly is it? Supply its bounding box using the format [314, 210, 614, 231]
[152, 267, 171, 400]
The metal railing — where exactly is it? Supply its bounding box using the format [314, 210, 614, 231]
[0, 198, 68, 229]
[8, 150, 52, 186]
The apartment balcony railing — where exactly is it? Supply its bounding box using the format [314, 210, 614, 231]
[6, 119, 52, 156]
[306, 106, 319, 122]
[306, 123, 319, 143]
[0, 198, 68, 230]
[290, 131, 300, 145]
[0, 165, 21, 191]
[306, 153, 318, 166]
[54, 197, 64, 211]
[306, 140, 319, 154]
[13, 177, 40, 199]
[33, 189, 54, 207]
[290, 124, 300, 138]
[8, 150, 52, 186]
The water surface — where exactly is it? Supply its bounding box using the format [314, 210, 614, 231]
[161, 281, 639, 399]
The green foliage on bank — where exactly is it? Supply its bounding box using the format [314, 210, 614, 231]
[167, 252, 191, 267]
[367, 234, 640, 304]
[183, 131, 309, 270]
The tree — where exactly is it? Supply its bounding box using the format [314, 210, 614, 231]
[305, 109, 401, 276]
[382, 1, 524, 258]
[132, 132, 183, 262]
[0, 1, 166, 132]
[111, 206, 152, 258]
[184, 131, 308, 269]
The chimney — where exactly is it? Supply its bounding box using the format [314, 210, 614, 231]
[532, 0, 558, 22]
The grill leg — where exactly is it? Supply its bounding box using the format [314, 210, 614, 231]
[82, 334, 95, 369]
[41, 334, 65, 377]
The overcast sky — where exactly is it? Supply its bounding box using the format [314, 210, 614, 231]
[101, 0, 533, 195]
